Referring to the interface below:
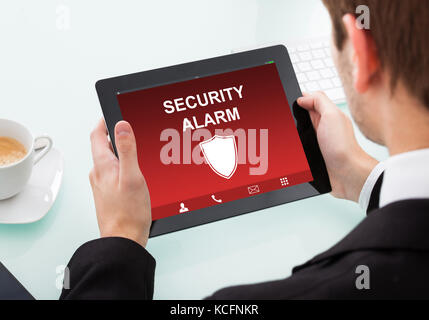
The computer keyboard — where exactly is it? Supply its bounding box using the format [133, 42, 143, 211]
[287, 38, 346, 104]
[231, 37, 347, 105]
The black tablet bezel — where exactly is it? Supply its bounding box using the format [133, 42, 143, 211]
[96, 45, 331, 237]
[0, 262, 34, 300]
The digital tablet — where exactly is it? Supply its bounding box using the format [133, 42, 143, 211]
[0, 262, 34, 300]
[96, 45, 331, 237]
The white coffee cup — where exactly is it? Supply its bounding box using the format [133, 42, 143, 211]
[0, 119, 53, 200]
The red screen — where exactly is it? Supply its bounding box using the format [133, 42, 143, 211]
[117, 63, 313, 221]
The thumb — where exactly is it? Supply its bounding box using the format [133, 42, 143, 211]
[297, 91, 334, 115]
[115, 121, 140, 181]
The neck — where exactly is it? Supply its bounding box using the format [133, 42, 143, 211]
[383, 88, 429, 156]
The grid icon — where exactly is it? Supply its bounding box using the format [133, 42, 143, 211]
[280, 177, 289, 187]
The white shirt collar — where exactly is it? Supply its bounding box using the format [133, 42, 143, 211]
[380, 148, 429, 207]
[358, 161, 386, 210]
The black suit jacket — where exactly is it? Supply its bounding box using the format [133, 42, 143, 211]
[60, 175, 429, 299]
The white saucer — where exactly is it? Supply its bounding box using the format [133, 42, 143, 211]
[0, 148, 64, 224]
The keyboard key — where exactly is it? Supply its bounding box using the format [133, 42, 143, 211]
[289, 47, 297, 53]
[319, 79, 333, 90]
[306, 71, 321, 81]
[297, 62, 311, 72]
[306, 81, 320, 91]
[296, 73, 308, 83]
[311, 59, 325, 70]
[324, 48, 332, 56]
[320, 68, 334, 78]
[299, 51, 312, 61]
[297, 44, 310, 51]
[324, 58, 334, 67]
[290, 53, 299, 63]
[310, 42, 323, 49]
[331, 67, 338, 76]
[332, 77, 342, 87]
[312, 49, 325, 59]
[325, 87, 346, 101]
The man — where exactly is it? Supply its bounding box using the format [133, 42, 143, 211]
[60, 0, 429, 299]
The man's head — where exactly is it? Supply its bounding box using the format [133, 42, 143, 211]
[322, 0, 429, 146]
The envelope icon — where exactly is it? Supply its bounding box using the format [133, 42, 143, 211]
[247, 185, 260, 195]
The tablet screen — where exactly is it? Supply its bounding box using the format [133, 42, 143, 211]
[116, 63, 313, 221]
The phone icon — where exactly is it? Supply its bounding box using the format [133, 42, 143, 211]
[211, 195, 222, 203]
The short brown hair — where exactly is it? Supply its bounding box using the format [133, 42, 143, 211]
[322, 0, 429, 109]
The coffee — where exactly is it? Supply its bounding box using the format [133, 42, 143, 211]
[0, 137, 27, 166]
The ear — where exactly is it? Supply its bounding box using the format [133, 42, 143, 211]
[342, 14, 379, 93]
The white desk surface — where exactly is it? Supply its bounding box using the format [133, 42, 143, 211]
[0, 0, 388, 299]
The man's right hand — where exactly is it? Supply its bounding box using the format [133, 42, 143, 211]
[298, 91, 378, 202]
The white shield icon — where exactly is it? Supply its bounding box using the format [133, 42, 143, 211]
[199, 135, 238, 179]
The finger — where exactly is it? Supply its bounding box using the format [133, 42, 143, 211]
[90, 119, 115, 167]
[297, 91, 334, 115]
[115, 121, 141, 182]
[297, 95, 314, 110]
[89, 168, 95, 188]
[308, 110, 320, 128]
[297, 91, 318, 111]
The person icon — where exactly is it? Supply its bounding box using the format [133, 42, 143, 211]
[179, 202, 189, 213]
